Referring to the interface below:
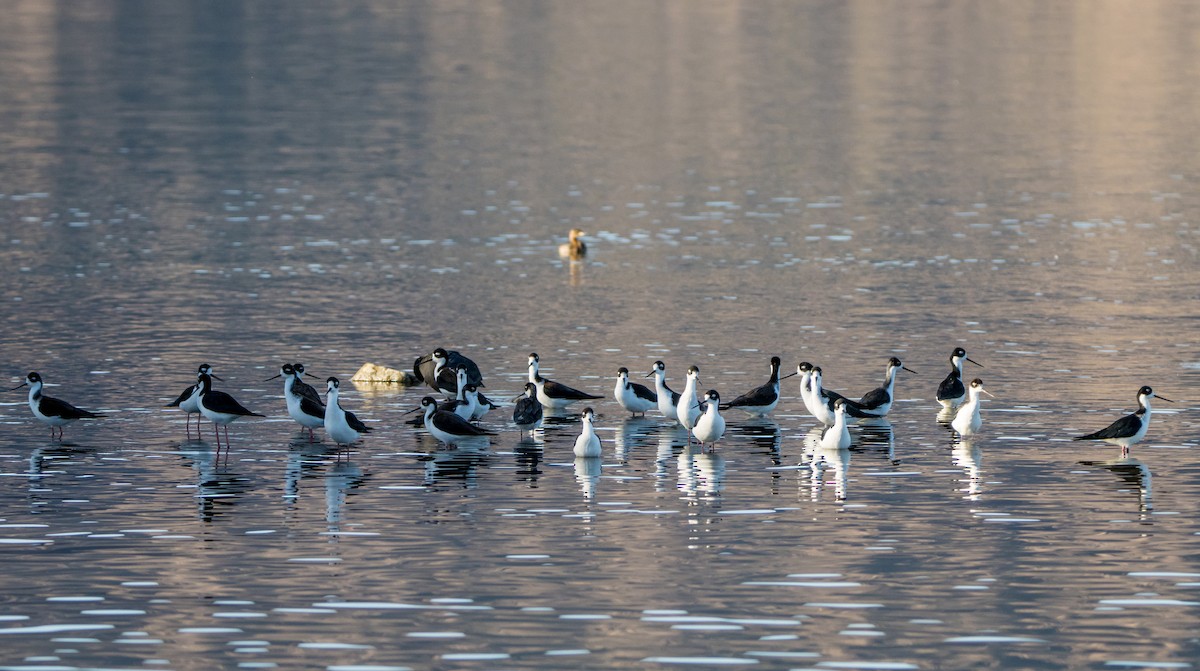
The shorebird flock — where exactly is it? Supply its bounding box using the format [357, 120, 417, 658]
[8, 345, 1174, 460]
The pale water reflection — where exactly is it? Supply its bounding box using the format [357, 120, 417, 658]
[1, 1, 1199, 670]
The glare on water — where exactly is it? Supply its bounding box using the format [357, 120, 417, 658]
[1, 2, 1199, 670]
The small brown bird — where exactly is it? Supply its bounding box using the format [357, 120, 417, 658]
[558, 228, 587, 260]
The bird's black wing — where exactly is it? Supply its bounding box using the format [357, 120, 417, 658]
[1074, 413, 1140, 441]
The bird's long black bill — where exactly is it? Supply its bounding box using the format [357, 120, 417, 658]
[8, 382, 28, 391]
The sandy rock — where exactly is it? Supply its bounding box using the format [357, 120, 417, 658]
[350, 362, 418, 385]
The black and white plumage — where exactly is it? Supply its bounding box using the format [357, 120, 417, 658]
[692, 390, 726, 450]
[646, 361, 682, 421]
[290, 363, 325, 408]
[676, 365, 703, 431]
[439, 367, 477, 421]
[467, 386, 499, 421]
[720, 356, 784, 417]
[166, 363, 219, 436]
[841, 357, 917, 419]
[806, 366, 847, 426]
[511, 382, 544, 434]
[266, 363, 326, 440]
[412, 396, 495, 446]
[324, 376, 373, 447]
[1074, 386, 1172, 456]
[613, 367, 657, 416]
[195, 372, 264, 446]
[936, 348, 983, 410]
[818, 398, 851, 450]
[573, 407, 602, 457]
[12, 371, 106, 439]
[412, 348, 484, 398]
[527, 353, 602, 409]
[951, 378, 993, 437]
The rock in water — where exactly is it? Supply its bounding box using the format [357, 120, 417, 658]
[351, 363, 418, 385]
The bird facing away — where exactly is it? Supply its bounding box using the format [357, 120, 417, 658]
[558, 228, 587, 260]
[692, 390, 727, 450]
[512, 382, 544, 434]
[166, 363, 219, 436]
[720, 356, 784, 417]
[677, 365, 703, 431]
[324, 376, 373, 447]
[951, 378, 993, 437]
[646, 361, 682, 421]
[613, 367, 657, 416]
[573, 407, 602, 457]
[937, 348, 983, 410]
[1073, 385, 1172, 457]
[12, 371, 106, 440]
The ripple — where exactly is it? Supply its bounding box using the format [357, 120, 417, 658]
[643, 657, 758, 665]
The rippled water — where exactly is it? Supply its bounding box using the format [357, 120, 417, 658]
[2, 2, 1199, 669]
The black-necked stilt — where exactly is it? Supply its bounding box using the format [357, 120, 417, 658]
[469, 387, 500, 421]
[937, 348, 983, 410]
[196, 372, 263, 447]
[558, 228, 587, 260]
[951, 378, 993, 437]
[512, 382, 543, 434]
[324, 377, 373, 448]
[819, 398, 851, 450]
[692, 389, 726, 450]
[842, 357, 916, 419]
[266, 363, 326, 440]
[613, 367, 657, 416]
[166, 364, 219, 436]
[646, 361, 682, 421]
[1073, 386, 1172, 456]
[413, 348, 483, 398]
[409, 396, 496, 446]
[573, 407, 602, 457]
[795, 362, 819, 419]
[676, 365, 703, 431]
[527, 353, 602, 409]
[290, 363, 325, 407]
[806, 366, 846, 426]
[720, 356, 785, 417]
[11, 371, 106, 439]
[439, 366, 477, 421]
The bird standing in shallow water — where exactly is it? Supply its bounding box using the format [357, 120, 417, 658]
[951, 378, 993, 437]
[410, 396, 496, 446]
[613, 367, 657, 416]
[818, 398, 852, 451]
[12, 371, 106, 440]
[166, 364, 218, 437]
[573, 407, 602, 457]
[196, 372, 263, 448]
[691, 390, 726, 450]
[720, 356, 785, 417]
[527, 352, 602, 409]
[677, 365, 703, 432]
[646, 361, 682, 422]
[937, 348, 983, 411]
[1073, 386, 1172, 457]
[512, 382, 543, 435]
[324, 377, 373, 448]
[842, 357, 917, 419]
[558, 228, 587, 260]
[266, 363, 325, 441]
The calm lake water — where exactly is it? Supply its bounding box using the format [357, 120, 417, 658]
[1, 2, 1199, 670]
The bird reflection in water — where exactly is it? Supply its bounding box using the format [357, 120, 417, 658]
[729, 418, 783, 493]
[678, 445, 725, 499]
[26, 444, 92, 508]
[573, 456, 602, 500]
[325, 459, 368, 533]
[615, 416, 657, 463]
[420, 442, 491, 488]
[653, 424, 690, 492]
[284, 439, 341, 508]
[854, 418, 898, 465]
[803, 427, 850, 501]
[513, 443, 543, 488]
[177, 439, 254, 522]
[1079, 456, 1153, 516]
[952, 438, 984, 501]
